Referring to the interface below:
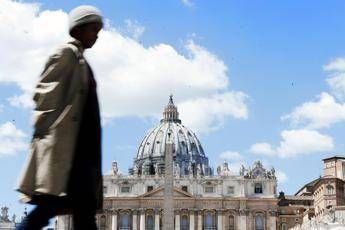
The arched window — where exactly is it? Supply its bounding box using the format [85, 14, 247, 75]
[146, 214, 154, 230]
[181, 215, 189, 230]
[255, 215, 264, 230]
[204, 212, 216, 230]
[119, 212, 130, 230]
[100, 215, 106, 230]
[228, 215, 235, 230]
[281, 223, 288, 230]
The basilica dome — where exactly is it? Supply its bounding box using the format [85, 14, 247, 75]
[131, 96, 212, 177]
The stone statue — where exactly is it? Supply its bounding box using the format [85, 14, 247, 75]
[112, 161, 118, 175]
[175, 163, 180, 178]
[270, 167, 276, 179]
[239, 165, 246, 176]
[216, 165, 221, 175]
[12, 214, 16, 223]
[221, 161, 230, 176]
[196, 164, 201, 177]
[133, 163, 139, 176]
[155, 163, 160, 176]
[0, 206, 9, 222]
[188, 162, 192, 174]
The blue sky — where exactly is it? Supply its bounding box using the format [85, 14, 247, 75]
[1, 0, 345, 218]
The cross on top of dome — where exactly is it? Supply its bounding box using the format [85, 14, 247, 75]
[161, 95, 181, 124]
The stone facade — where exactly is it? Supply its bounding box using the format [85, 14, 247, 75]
[55, 97, 345, 229]
[56, 97, 278, 230]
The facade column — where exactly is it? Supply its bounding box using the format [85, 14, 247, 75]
[155, 209, 160, 230]
[175, 211, 180, 230]
[197, 211, 202, 230]
[189, 210, 195, 230]
[217, 210, 223, 230]
[267, 210, 277, 230]
[238, 209, 248, 230]
[111, 210, 118, 230]
[132, 210, 138, 230]
[140, 209, 146, 230]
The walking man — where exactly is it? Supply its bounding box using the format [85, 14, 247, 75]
[16, 5, 103, 230]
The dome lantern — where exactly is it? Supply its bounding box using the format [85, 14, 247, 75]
[161, 95, 181, 124]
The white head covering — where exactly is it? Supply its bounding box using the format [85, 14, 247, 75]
[68, 5, 103, 34]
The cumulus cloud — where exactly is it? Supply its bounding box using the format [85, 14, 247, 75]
[177, 92, 248, 134]
[250, 129, 334, 158]
[324, 58, 345, 72]
[282, 93, 345, 129]
[249, 143, 275, 156]
[0, 0, 248, 134]
[123, 19, 145, 41]
[324, 58, 345, 101]
[276, 170, 288, 184]
[0, 0, 68, 108]
[0, 122, 27, 156]
[219, 151, 243, 161]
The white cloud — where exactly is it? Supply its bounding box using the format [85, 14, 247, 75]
[0, 0, 248, 134]
[250, 129, 334, 158]
[219, 151, 243, 161]
[276, 170, 288, 184]
[327, 74, 345, 101]
[0, 0, 68, 108]
[324, 58, 345, 101]
[123, 19, 145, 41]
[0, 122, 27, 156]
[324, 58, 345, 72]
[181, 0, 194, 7]
[178, 92, 248, 134]
[282, 93, 345, 129]
[249, 143, 275, 156]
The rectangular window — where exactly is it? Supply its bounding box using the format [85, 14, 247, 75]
[121, 186, 131, 193]
[227, 186, 234, 194]
[147, 186, 153, 192]
[204, 186, 214, 193]
[254, 183, 263, 194]
[103, 186, 108, 194]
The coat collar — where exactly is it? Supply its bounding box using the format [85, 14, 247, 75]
[68, 38, 85, 54]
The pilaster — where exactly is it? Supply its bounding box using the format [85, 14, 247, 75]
[189, 210, 195, 230]
[155, 209, 160, 230]
[197, 211, 202, 230]
[111, 210, 118, 230]
[132, 210, 138, 230]
[175, 210, 180, 230]
[140, 209, 146, 230]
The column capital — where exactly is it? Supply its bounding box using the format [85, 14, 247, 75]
[217, 209, 226, 214]
[110, 209, 118, 215]
[132, 210, 139, 215]
[139, 208, 146, 214]
[154, 208, 161, 215]
[238, 209, 249, 216]
[268, 210, 278, 217]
